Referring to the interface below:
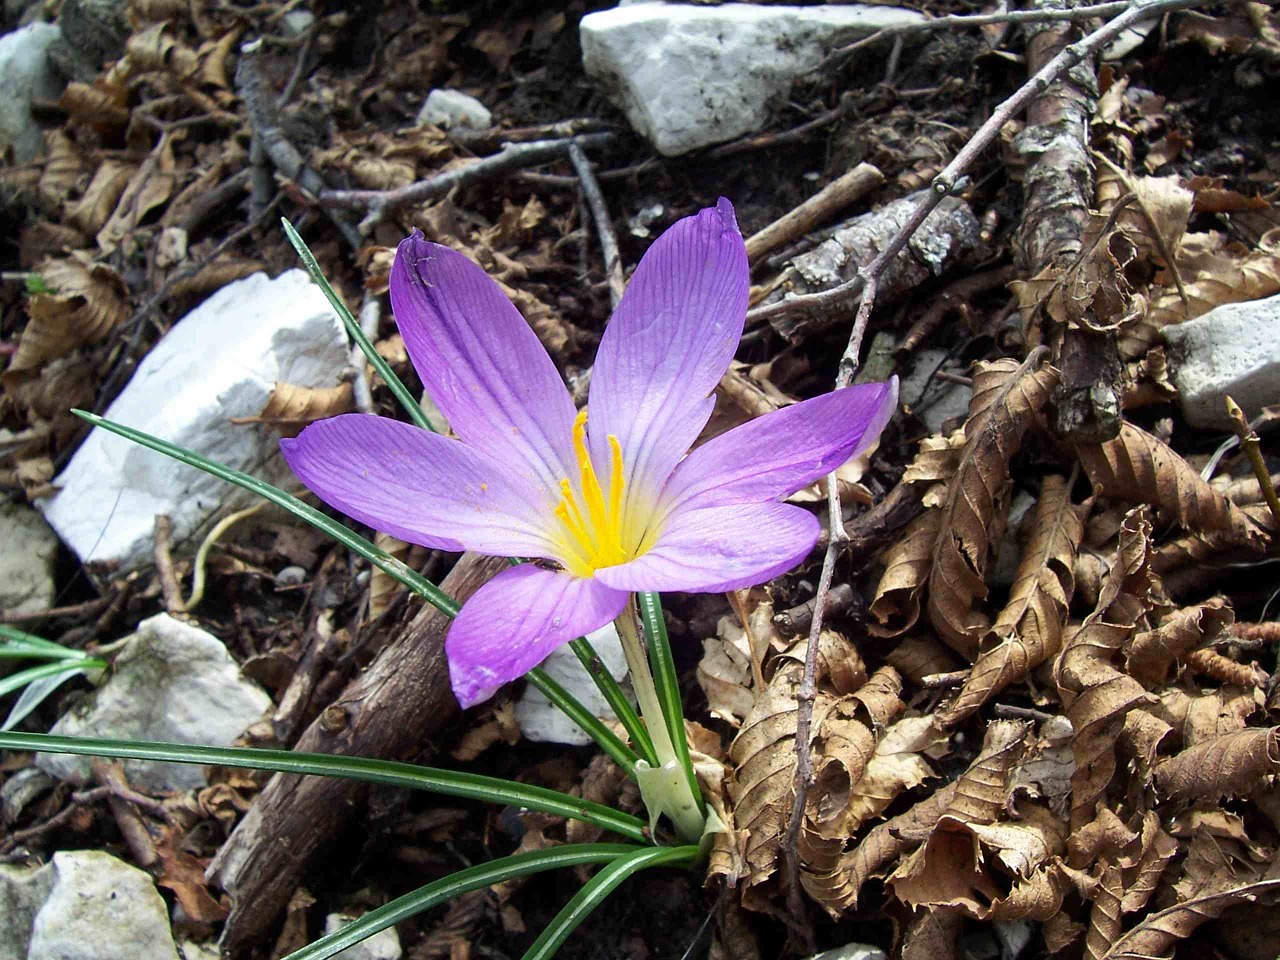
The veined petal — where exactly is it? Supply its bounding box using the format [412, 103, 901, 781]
[594, 501, 819, 594]
[661, 378, 898, 514]
[586, 198, 748, 514]
[281, 414, 559, 556]
[390, 232, 577, 500]
[446, 564, 628, 708]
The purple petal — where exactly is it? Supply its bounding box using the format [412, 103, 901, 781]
[585, 198, 748, 512]
[661, 378, 898, 514]
[594, 501, 819, 594]
[390, 232, 577, 499]
[281, 414, 559, 556]
[446, 564, 628, 708]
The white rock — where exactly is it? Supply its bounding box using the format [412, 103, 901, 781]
[27, 851, 179, 960]
[323, 913, 403, 960]
[0, 498, 58, 614]
[805, 944, 887, 960]
[38, 613, 270, 791]
[0, 859, 55, 960]
[581, 3, 925, 156]
[281, 8, 315, 37]
[177, 940, 223, 960]
[39, 269, 348, 571]
[0, 22, 63, 162]
[515, 622, 631, 746]
[417, 88, 492, 130]
[1162, 292, 1280, 429]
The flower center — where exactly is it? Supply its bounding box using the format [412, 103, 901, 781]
[553, 410, 646, 577]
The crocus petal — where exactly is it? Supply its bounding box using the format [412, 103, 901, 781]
[390, 232, 577, 499]
[446, 564, 628, 708]
[586, 198, 748, 513]
[281, 414, 559, 557]
[661, 378, 898, 514]
[594, 501, 819, 594]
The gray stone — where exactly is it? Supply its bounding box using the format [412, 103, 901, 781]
[581, 3, 924, 156]
[515, 621, 631, 746]
[38, 613, 270, 791]
[1162, 292, 1280, 429]
[1, 766, 54, 825]
[417, 88, 492, 130]
[27, 850, 179, 960]
[281, 8, 315, 37]
[177, 941, 222, 960]
[39, 269, 348, 571]
[804, 945, 886, 960]
[0, 860, 55, 960]
[322, 913, 402, 960]
[0, 22, 63, 162]
[0, 498, 58, 615]
[899, 347, 972, 436]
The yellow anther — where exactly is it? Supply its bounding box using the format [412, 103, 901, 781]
[552, 411, 638, 576]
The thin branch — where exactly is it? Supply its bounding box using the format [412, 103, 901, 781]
[319, 132, 616, 232]
[751, 0, 1215, 334]
[568, 143, 625, 308]
[820, 0, 1201, 72]
[780, 0, 1215, 914]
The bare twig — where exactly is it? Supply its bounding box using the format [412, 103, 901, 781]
[448, 118, 615, 152]
[568, 143, 625, 308]
[772, 583, 856, 638]
[235, 39, 360, 247]
[91, 760, 158, 867]
[780, 0, 1211, 914]
[752, 0, 1212, 335]
[744, 163, 884, 265]
[320, 132, 615, 233]
[1226, 396, 1280, 528]
[153, 515, 185, 616]
[820, 0, 1199, 71]
[0, 596, 112, 624]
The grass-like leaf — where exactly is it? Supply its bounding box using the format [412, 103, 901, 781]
[284, 844, 642, 960]
[525, 667, 639, 774]
[0, 625, 97, 661]
[637, 592, 704, 817]
[0, 731, 648, 843]
[519, 844, 700, 960]
[568, 637, 658, 768]
[281, 218, 435, 434]
[73, 409, 458, 617]
[0, 660, 104, 699]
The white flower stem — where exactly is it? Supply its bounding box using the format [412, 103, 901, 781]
[614, 599, 705, 843]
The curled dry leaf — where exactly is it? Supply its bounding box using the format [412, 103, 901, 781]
[842, 716, 947, 834]
[1077, 421, 1269, 550]
[884, 634, 962, 684]
[126, 21, 199, 77]
[698, 611, 762, 728]
[1155, 726, 1280, 803]
[1162, 686, 1259, 752]
[938, 475, 1085, 727]
[888, 721, 1038, 916]
[1054, 508, 1163, 831]
[1125, 595, 1234, 686]
[870, 356, 1059, 658]
[239, 382, 356, 429]
[1009, 715, 1075, 816]
[1101, 879, 1280, 960]
[367, 531, 423, 622]
[7, 256, 129, 376]
[98, 134, 180, 254]
[65, 160, 135, 235]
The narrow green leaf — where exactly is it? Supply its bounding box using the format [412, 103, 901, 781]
[637, 592, 703, 817]
[568, 637, 658, 768]
[520, 845, 700, 960]
[0, 731, 647, 843]
[284, 844, 641, 960]
[525, 667, 639, 775]
[281, 218, 434, 433]
[0, 660, 103, 699]
[0, 626, 94, 661]
[72, 409, 459, 618]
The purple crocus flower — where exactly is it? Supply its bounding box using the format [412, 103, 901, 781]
[281, 199, 896, 708]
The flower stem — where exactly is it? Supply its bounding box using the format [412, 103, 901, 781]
[613, 598, 705, 843]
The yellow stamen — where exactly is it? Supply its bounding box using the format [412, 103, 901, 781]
[551, 411, 648, 576]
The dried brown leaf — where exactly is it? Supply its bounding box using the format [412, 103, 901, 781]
[8, 256, 129, 375]
[1054, 508, 1163, 831]
[1102, 879, 1280, 960]
[938, 475, 1084, 726]
[65, 160, 134, 235]
[1077, 421, 1268, 549]
[884, 634, 962, 684]
[843, 716, 946, 833]
[238, 382, 356, 428]
[869, 507, 943, 638]
[1126, 596, 1235, 686]
[1155, 727, 1280, 803]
